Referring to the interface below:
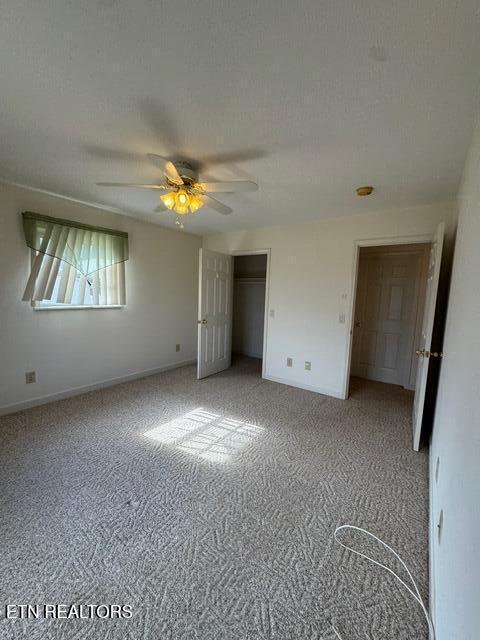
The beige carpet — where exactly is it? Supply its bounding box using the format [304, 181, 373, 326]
[0, 357, 429, 639]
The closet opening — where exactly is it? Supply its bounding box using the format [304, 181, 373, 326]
[232, 253, 268, 376]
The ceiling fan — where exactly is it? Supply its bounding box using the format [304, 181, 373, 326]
[97, 154, 258, 227]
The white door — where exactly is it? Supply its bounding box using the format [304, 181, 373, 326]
[197, 248, 233, 379]
[412, 223, 445, 450]
[351, 248, 426, 387]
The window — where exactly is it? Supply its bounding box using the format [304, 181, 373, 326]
[32, 253, 126, 308]
[22, 212, 128, 308]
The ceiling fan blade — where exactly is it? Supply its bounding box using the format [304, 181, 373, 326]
[146, 153, 170, 170]
[164, 161, 184, 185]
[96, 182, 168, 190]
[198, 180, 258, 193]
[147, 153, 183, 185]
[199, 194, 233, 215]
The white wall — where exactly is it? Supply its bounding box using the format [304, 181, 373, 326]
[429, 118, 480, 639]
[203, 202, 456, 397]
[0, 183, 201, 412]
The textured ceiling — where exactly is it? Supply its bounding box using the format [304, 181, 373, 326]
[1, 0, 480, 235]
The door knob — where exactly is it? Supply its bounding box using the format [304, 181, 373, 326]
[416, 349, 443, 358]
[355, 321, 361, 327]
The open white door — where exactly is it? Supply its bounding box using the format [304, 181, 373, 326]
[412, 222, 445, 450]
[197, 248, 233, 379]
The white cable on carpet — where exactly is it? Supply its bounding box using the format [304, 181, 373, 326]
[329, 524, 435, 640]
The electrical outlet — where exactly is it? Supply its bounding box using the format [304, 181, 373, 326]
[25, 371, 36, 384]
[286, 357, 293, 367]
[175, 344, 181, 352]
[305, 361, 311, 371]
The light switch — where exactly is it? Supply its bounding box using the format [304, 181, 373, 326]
[339, 313, 346, 324]
[269, 309, 275, 318]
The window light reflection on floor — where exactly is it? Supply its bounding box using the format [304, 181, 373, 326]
[143, 408, 264, 463]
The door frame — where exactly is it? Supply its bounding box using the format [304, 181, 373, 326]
[231, 249, 271, 379]
[342, 233, 435, 400]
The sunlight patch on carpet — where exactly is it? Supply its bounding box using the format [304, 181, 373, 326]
[143, 407, 264, 463]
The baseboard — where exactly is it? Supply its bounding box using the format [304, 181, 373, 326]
[0, 359, 197, 416]
[263, 374, 344, 399]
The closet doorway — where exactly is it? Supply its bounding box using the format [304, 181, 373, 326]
[232, 252, 268, 375]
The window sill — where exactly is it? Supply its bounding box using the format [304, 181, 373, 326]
[32, 304, 124, 311]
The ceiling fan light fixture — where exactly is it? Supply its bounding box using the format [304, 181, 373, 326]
[174, 203, 189, 215]
[176, 189, 189, 206]
[189, 194, 204, 213]
[160, 192, 176, 209]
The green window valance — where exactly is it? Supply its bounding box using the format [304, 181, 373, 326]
[22, 211, 129, 276]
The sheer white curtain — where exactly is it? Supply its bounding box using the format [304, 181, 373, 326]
[22, 212, 128, 305]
